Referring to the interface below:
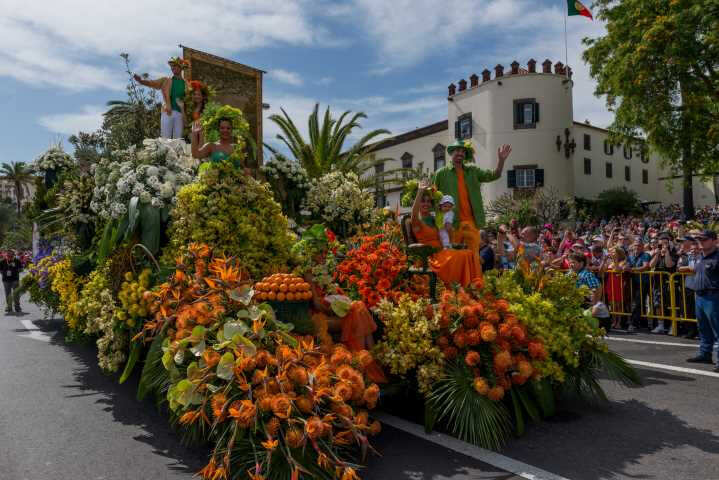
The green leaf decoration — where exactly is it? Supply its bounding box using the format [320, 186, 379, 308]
[139, 203, 161, 254]
[191, 325, 206, 341]
[216, 352, 235, 380]
[137, 332, 170, 402]
[97, 220, 115, 263]
[224, 321, 249, 340]
[127, 196, 140, 234]
[162, 350, 174, 371]
[516, 385, 541, 424]
[228, 286, 254, 306]
[186, 362, 202, 381]
[119, 341, 142, 384]
[173, 379, 203, 408]
[231, 334, 257, 357]
[427, 360, 511, 450]
[327, 295, 352, 318]
[510, 389, 526, 436]
[190, 340, 206, 357]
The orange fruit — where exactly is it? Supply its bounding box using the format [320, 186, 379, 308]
[301, 282, 310, 291]
[277, 292, 286, 302]
[290, 284, 299, 293]
[286, 292, 296, 302]
[267, 291, 277, 301]
[256, 292, 266, 301]
[279, 283, 288, 292]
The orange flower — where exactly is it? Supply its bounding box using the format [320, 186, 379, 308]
[287, 366, 309, 386]
[368, 420, 382, 436]
[495, 299, 510, 313]
[452, 331, 467, 348]
[485, 311, 500, 324]
[473, 377, 489, 395]
[285, 428, 305, 448]
[341, 467, 361, 480]
[442, 346, 458, 360]
[466, 329, 481, 346]
[355, 350, 374, 370]
[239, 355, 256, 372]
[211, 393, 228, 419]
[498, 323, 512, 338]
[261, 438, 278, 451]
[487, 385, 505, 401]
[265, 417, 281, 437]
[228, 400, 256, 428]
[334, 381, 354, 402]
[305, 416, 326, 440]
[331, 401, 353, 419]
[271, 394, 292, 419]
[518, 360, 533, 378]
[363, 383, 380, 408]
[528, 341, 547, 360]
[199, 457, 218, 480]
[510, 325, 527, 343]
[465, 350, 481, 367]
[355, 410, 369, 427]
[259, 395, 274, 412]
[494, 350, 513, 372]
[179, 409, 201, 425]
[330, 346, 352, 367]
[295, 395, 314, 414]
[480, 324, 497, 342]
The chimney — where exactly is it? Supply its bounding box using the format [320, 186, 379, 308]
[482, 69, 491, 82]
[458, 79, 467, 92]
[542, 59, 552, 73]
[469, 73, 479, 88]
[495, 64, 504, 77]
[554, 61, 565, 74]
[510, 61, 519, 75]
[448, 83, 456, 96]
[527, 58, 536, 73]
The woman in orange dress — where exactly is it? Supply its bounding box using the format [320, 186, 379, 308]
[411, 183, 482, 287]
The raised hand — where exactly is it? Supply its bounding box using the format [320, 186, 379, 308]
[497, 144, 512, 162]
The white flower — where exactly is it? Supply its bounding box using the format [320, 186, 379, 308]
[140, 191, 152, 204]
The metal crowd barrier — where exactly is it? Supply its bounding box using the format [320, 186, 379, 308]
[598, 269, 697, 335]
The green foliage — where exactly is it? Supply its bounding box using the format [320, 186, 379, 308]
[427, 361, 511, 450]
[583, 0, 719, 217]
[266, 103, 402, 189]
[595, 187, 641, 219]
[487, 192, 539, 227]
[164, 162, 293, 279]
[103, 54, 162, 151]
[0, 161, 34, 214]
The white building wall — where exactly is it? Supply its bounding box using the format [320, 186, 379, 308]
[449, 71, 575, 204]
[572, 123, 716, 207]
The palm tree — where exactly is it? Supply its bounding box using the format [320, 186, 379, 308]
[0, 162, 34, 214]
[265, 103, 408, 189]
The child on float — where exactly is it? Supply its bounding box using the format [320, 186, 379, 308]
[438, 195, 456, 249]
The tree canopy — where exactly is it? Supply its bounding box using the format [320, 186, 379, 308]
[583, 0, 719, 217]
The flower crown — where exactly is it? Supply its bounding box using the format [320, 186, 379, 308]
[168, 57, 190, 69]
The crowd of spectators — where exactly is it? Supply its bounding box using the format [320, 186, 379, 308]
[478, 204, 719, 340]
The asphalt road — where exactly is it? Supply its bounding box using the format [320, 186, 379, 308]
[2, 293, 718, 480]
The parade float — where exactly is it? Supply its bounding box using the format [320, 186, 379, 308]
[21, 91, 639, 479]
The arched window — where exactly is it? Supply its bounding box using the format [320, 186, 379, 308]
[623, 145, 633, 160]
[433, 143, 446, 171]
[401, 152, 413, 169]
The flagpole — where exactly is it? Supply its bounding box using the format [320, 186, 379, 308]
[564, 0, 569, 77]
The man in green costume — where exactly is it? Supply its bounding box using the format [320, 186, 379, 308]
[432, 140, 511, 255]
[134, 57, 187, 139]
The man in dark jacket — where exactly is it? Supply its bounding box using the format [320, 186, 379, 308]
[0, 250, 23, 313]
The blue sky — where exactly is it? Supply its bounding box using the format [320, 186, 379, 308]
[0, 0, 611, 164]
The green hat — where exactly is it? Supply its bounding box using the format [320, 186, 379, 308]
[446, 139, 474, 161]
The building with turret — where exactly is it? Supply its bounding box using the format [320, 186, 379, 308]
[367, 59, 718, 212]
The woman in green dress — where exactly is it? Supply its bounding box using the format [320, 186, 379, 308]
[191, 116, 234, 162]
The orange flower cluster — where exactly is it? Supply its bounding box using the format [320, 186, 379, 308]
[436, 289, 547, 402]
[254, 273, 312, 302]
[335, 234, 409, 307]
[184, 338, 382, 480]
[138, 243, 249, 344]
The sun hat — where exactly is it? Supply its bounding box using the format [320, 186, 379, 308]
[439, 195, 455, 206]
[446, 139, 475, 161]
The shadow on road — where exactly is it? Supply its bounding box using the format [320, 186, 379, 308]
[506, 381, 719, 480]
[45, 321, 208, 477]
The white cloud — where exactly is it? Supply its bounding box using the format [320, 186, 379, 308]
[38, 105, 105, 135]
[316, 76, 334, 85]
[269, 69, 304, 86]
[0, 0, 332, 91]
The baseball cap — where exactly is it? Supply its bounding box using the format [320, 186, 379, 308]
[439, 195, 455, 206]
[695, 230, 717, 240]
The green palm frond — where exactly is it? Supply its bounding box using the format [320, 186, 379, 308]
[427, 361, 512, 450]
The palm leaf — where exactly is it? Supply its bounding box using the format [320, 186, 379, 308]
[427, 360, 512, 450]
[136, 331, 170, 402]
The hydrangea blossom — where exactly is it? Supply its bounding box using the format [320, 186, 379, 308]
[91, 138, 196, 219]
[33, 144, 75, 171]
[303, 171, 375, 231]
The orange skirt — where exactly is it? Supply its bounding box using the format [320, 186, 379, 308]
[430, 248, 482, 287]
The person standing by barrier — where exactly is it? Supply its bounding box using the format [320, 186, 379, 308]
[649, 233, 677, 334]
[677, 235, 700, 338]
[686, 231, 719, 370]
[0, 250, 23, 314]
[628, 241, 652, 332]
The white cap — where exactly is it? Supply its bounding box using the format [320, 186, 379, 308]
[440, 194, 455, 206]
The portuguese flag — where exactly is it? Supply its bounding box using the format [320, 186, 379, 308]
[567, 0, 593, 19]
